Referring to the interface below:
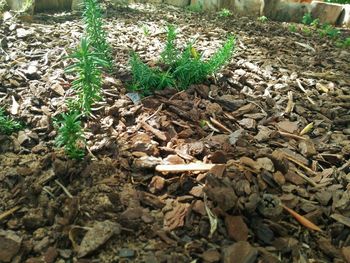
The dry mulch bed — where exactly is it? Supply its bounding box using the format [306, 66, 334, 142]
[0, 3, 350, 263]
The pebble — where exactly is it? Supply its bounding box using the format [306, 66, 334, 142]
[119, 248, 136, 258]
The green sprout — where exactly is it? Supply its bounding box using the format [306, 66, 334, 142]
[218, 8, 232, 17]
[186, 3, 203, 13]
[54, 111, 85, 160]
[302, 12, 314, 25]
[130, 52, 174, 95]
[66, 37, 108, 115]
[130, 25, 235, 94]
[142, 25, 150, 36]
[83, 0, 113, 69]
[318, 24, 340, 39]
[336, 37, 350, 48]
[0, 108, 22, 135]
[289, 24, 297, 32]
[257, 16, 268, 23]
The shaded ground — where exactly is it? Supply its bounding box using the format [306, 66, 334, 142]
[0, 3, 350, 263]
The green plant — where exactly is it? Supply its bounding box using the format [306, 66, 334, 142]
[336, 37, 350, 48]
[318, 24, 340, 39]
[131, 25, 235, 94]
[142, 25, 150, 36]
[186, 3, 203, 13]
[0, 108, 22, 135]
[257, 16, 268, 23]
[130, 52, 175, 95]
[83, 0, 113, 69]
[302, 27, 312, 36]
[289, 24, 297, 32]
[302, 13, 314, 25]
[218, 8, 232, 17]
[324, 0, 350, 3]
[66, 37, 108, 114]
[54, 111, 85, 160]
[310, 18, 320, 28]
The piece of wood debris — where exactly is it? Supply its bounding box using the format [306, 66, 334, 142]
[155, 163, 220, 173]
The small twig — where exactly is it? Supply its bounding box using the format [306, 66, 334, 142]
[55, 180, 73, 198]
[285, 91, 294, 114]
[293, 169, 318, 187]
[296, 79, 315, 105]
[210, 117, 233, 133]
[285, 156, 317, 176]
[278, 131, 307, 141]
[0, 206, 21, 222]
[145, 103, 163, 122]
[156, 163, 219, 173]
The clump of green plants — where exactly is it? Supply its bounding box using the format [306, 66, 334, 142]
[218, 8, 232, 17]
[186, 2, 203, 13]
[66, 37, 108, 115]
[257, 16, 268, 23]
[336, 37, 350, 48]
[0, 108, 22, 135]
[289, 24, 297, 32]
[130, 25, 235, 94]
[142, 25, 150, 36]
[302, 12, 314, 25]
[54, 111, 85, 160]
[83, 0, 113, 69]
[130, 52, 174, 95]
[318, 23, 340, 39]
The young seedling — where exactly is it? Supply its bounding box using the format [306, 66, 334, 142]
[160, 24, 179, 66]
[54, 111, 85, 160]
[0, 107, 22, 135]
[83, 0, 113, 69]
[318, 24, 340, 39]
[289, 24, 297, 32]
[66, 37, 109, 115]
[336, 37, 350, 48]
[257, 16, 268, 23]
[186, 3, 203, 13]
[218, 8, 232, 18]
[302, 12, 314, 25]
[142, 25, 150, 36]
[130, 52, 174, 95]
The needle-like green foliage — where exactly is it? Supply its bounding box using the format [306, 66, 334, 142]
[160, 24, 179, 66]
[130, 52, 174, 95]
[130, 25, 235, 94]
[0, 108, 22, 135]
[83, 0, 113, 69]
[54, 111, 85, 160]
[66, 37, 108, 114]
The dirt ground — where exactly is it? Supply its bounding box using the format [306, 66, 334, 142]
[0, 3, 350, 263]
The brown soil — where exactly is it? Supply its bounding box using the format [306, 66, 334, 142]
[0, 3, 350, 263]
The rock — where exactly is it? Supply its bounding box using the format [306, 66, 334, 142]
[223, 241, 258, 263]
[190, 0, 221, 11]
[0, 230, 23, 262]
[71, 0, 83, 10]
[76, 221, 121, 258]
[233, 0, 264, 17]
[35, 0, 72, 12]
[44, 247, 58, 263]
[338, 4, 350, 27]
[264, 1, 311, 22]
[311, 1, 344, 25]
[119, 248, 136, 258]
[201, 249, 221, 262]
[164, 0, 190, 7]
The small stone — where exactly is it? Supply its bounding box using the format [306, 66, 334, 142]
[202, 249, 221, 263]
[0, 230, 22, 262]
[119, 248, 135, 258]
[44, 247, 58, 263]
[223, 241, 258, 263]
